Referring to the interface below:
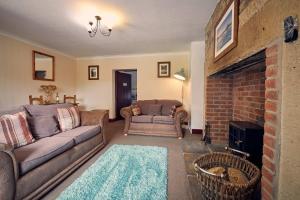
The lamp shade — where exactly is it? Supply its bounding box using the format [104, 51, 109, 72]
[174, 68, 186, 81]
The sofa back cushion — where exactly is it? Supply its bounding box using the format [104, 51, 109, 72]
[27, 116, 60, 139]
[0, 112, 35, 148]
[136, 100, 157, 115]
[0, 106, 25, 116]
[156, 100, 182, 116]
[24, 104, 73, 117]
[57, 107, 80, 132]
[24, 104, 74, 138]
[147, 104, 162, 116]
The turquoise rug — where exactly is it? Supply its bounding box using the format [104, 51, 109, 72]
[57, 144, 168, 200]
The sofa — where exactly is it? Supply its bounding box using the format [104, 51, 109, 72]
[0, 104, 109, 200]
[120, 100, 187, 138]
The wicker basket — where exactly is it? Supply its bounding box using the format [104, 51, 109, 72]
[193, 149, 261, 200]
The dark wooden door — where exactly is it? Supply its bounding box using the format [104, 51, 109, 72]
[115, 71, 132, 119]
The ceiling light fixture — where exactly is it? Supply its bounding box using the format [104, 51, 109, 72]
[88, 16, 112, 37]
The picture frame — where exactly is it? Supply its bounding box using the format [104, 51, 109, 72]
[88, 65, 99, 80]
[157, 62, 171, 78]
[214, 0, 239, 62]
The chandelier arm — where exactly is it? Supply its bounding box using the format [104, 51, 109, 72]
[87, 16, 111, 37]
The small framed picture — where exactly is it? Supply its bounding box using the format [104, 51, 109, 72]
[214, 0, 239, 62]
[88, 65, 99, 80]
[157, 62, 171, 78]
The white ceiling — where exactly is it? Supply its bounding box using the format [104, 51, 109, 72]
[0, 0, 218, 57]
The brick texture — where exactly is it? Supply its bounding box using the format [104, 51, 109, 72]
[206, 76, 233, 143]
[262, 43, 280, 200]
[232, 63, 266, 125]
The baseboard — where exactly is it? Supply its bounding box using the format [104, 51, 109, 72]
[192, 129, 203, 134]
[109, 118, 118, 122]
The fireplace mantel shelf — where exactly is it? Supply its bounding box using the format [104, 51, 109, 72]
[209, 49, 266, 77]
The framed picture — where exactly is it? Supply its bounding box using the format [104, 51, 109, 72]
[214, 0, 239, 62]
[88, 65, 99, 80]
[157, 62, 171, 78]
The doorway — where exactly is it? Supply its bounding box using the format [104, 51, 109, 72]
[115, 70, 137, 120]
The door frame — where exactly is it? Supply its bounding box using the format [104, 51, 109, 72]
[114, 69, 137, 120]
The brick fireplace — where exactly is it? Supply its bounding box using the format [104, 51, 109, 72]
[206, 50, 266, 143]
[205, 43, 281, 199]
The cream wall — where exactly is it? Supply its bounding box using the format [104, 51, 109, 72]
[0, 34, 76, 110]
[76, 53, 189, 118]
[190, 41, 205, 130]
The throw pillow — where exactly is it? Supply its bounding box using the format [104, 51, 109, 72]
[169, 105, 177, 118]
[148, 104, 162, 116]
[132, 106, 141, 116]
[27, 116, 60, 139]
[57, 106, 80, 132]
[0, 112, 35, 148]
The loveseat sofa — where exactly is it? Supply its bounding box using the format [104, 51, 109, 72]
[120, 100, 187, 138]
[0, 104, 108, 200]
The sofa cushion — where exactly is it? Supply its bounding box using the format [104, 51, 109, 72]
[131, 115, 153, 123]
[57, 107, 80, 132]
[147, 104, 162, 116]
[153, 116, 175, 125]
[24, 104, 73, 117]
[54, 125, 101, 145]
[27, 116, 60, 139]
[136, 100, 157, 115]
[131, 106, 141, 116]
[0, 106, 25, 116]
[14, 136, 74, 175]
[156, 100, 182, 116]
[0, 112, 35, 148]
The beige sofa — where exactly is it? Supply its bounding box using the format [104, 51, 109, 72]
[120, 100, 187, 139]
[0, 104, 108, 200]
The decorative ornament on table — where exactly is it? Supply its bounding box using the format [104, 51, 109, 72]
[56, 92, 59, 104]
[284, 16, 298, 43]
[40, 85, 57, 104]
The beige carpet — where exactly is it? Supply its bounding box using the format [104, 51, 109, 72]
[43, 120, 190, 200]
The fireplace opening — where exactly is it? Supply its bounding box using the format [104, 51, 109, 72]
[205, 50, 266, 165]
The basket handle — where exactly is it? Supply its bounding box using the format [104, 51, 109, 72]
[225, 146, 250, 159]
[194, 163, 226, 178]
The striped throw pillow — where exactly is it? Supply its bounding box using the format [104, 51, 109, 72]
[0, 112, 35, 148]
[57, 107, 80, 132]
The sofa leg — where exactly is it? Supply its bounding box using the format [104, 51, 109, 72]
[178, 137, 182, 140]
[124, 134, 128, 136]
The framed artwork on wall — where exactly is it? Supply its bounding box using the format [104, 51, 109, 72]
[214, 0, 239, 62]
[88, 65, 99, 80]
[157, 61, 171, 78]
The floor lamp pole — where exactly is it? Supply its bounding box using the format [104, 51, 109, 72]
[181, 80, 184, 104]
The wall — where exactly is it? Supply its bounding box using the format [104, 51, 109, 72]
[76, 53, 189, 118]
[0, 34, 77, 110]
[279, 31, 300, 199]
[205, 0, 300, 199]
[190, 41, 205, 130]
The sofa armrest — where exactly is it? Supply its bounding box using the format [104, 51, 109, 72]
[175, 106, 188, 121]
[120, 106, 132, 118]
[174, 106, 188, 138]
[0, 143, 18, 200]
[80, 110, 109, 144]
[120, 106, 132, 135]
